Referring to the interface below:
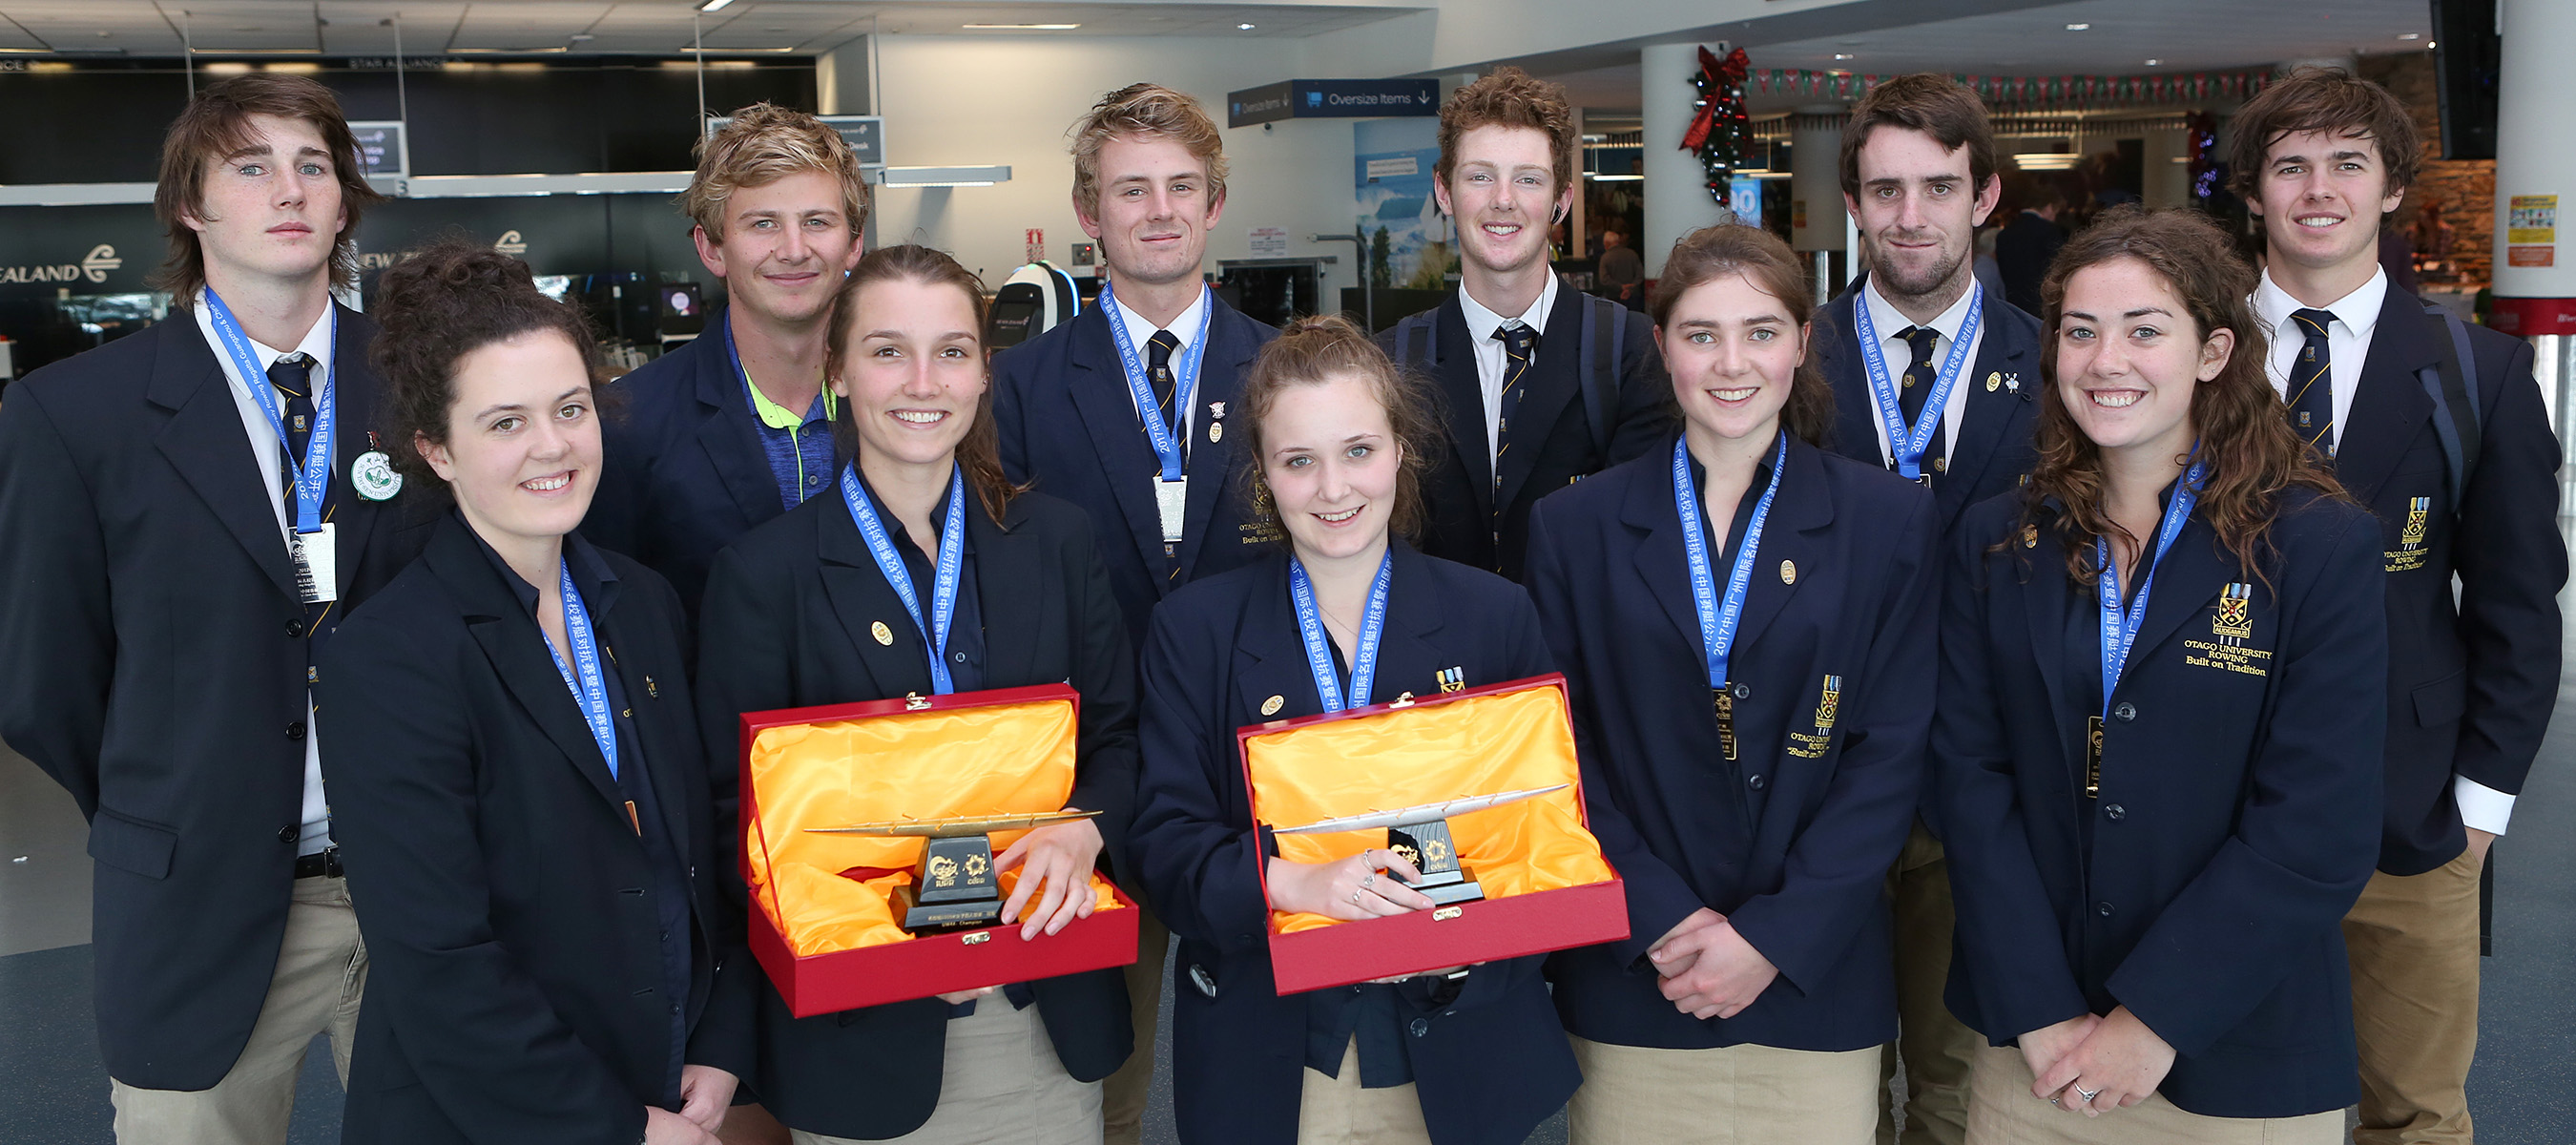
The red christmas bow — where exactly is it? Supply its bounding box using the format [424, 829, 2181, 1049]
[1680, 46, 1752, 153]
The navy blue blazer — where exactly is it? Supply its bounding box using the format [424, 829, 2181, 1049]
[1934, 488, 2386, 1118]
[2328, 287, 2565, 875]
[0, 307, 429, 1090]
[1380, 288, 1673, 582]
[694, 486, 1137, 1141]
[1527, 435, 1937, 1052]
[1814, 279, 2046, 540]
[587, 312, 788, 616]
[320, 515, 754, 1144]
[991, 295, 1278, 651]
[1130, 545, 1580, 1145]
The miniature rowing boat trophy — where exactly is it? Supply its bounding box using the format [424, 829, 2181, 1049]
[1272, 784, 1568, 906]
[808, 809, 1104, 931]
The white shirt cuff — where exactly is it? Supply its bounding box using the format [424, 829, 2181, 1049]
[2455, 776, 2517, 837]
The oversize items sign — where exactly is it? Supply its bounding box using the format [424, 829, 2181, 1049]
[1228, 79, 1440, 128]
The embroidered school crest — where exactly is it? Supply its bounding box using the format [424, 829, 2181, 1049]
[2401, 497, 2431, 549]
[2213, 582, 2254, 641]
[1814, 676, 1843, 729]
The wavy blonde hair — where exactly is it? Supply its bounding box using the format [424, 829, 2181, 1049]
[680, 102, 870, 242]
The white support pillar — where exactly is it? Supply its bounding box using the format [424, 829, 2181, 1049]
[2487, 0, 2576, 463]
[1642, 42, 1734, 277]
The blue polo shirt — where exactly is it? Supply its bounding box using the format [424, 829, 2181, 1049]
[745, 373, 837, 510]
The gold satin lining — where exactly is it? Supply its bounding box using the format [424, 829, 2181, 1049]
[745, 697, 1122, 956]
[1244, 684, 1612, 935]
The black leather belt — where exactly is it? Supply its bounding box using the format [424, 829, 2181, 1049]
[293, 846, 343, 879]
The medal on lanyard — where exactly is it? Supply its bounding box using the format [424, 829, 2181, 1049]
[1099, 281, 1214, 544]
[841, 462, 967, 694]
[207, 289, 341, 604]
[2090, 451, 2207, 798]
[1672, 433, 1787, 761]
[543, 560, 623, 786]
[1853, 282, 1984, 481]
[1288, 548, 1393, 713]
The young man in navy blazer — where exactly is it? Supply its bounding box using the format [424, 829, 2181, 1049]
[586, 104, 869, 616]
[1381, 67, 1672, 583]
[0, 74, 424, 1143]
[987, 82, 1275, 1145]
[2230, 69, 2564, 1145]
[1809, 73, 2045, 1145]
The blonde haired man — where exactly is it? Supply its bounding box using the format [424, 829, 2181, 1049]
[587, 102, 869, 615]
[991, 81, 1279, 1145]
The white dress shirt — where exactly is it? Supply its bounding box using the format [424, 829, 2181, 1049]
[194, 291, 338, 855]
[2250, 266, 2516, 836]
[1111, 287, 1209, 450]
[2254, 266, 2384, 455]
[1458, 273, 1562, 467]
[1859, 278, 1986, 467]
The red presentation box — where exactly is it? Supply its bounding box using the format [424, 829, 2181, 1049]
[740, 683, 1138, 1018]
[1239, 674, 1628, 995]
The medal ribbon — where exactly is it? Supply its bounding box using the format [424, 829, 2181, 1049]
[840, 462, 967, 695]
[205, 289, 336, 533]
[1098, 281, 1214, 481]
[2097, 452, 2208, 715]
[1852, 281, 1984, 480]
[1288, 547, 1393, 713]
[545, 560, 620, 780]
[1672, 433, 1787, 689]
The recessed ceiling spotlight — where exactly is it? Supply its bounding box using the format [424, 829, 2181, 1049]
[1834, 53, 1856, 60]
[2145, 58, 2161, 66]
[960, 23, 1081, 30]
[1238, 23, 1257, 31]
[2066, 23, 2091, 31]
[2399, 31, 2421, 40]
[697, 0, 733, 11]
[570, 33, 593, 42]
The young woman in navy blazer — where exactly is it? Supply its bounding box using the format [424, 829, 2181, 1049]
[694, 246, 1138, 1144]
[318, 242, 751, 1145]
[1935, 208, 2386, 1142]
[1524, 224, 1938, 1143]
[1129, 316, 1579, 1145]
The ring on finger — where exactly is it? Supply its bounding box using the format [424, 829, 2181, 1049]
[1361, 873, 1376, 888]
[1350, 890, 1362, 905]
[2074, 1086, 2101, 1104]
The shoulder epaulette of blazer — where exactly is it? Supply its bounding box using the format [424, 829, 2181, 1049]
[1393, 289, 1631, 456]
[2417, 299, 2483, 517]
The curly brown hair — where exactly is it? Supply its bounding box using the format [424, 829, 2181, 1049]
[1437, 67, 1578, 195]
[2226, 67, 2421, 203]
[1236, 314, 1444, 545]
[368, 238, 603, 493]
[822, 244, 1024, 525]
[1650, 224, 1837, 448]
[2017, 206, 2342, 588]
[153, 73, 385, 306]
[1070, 83, 1229, 217]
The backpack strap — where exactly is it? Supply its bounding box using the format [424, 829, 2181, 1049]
[2415, 301, 2485, 516]
[1394, 311, 1439, 375]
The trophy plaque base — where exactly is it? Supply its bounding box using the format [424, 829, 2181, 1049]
[1385, 820, 1486, 906]
[897, 884, 1006, 931]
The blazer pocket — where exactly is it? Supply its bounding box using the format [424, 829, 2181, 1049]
[2412, 669, 2468, 729]
[88, 808, 177, 880]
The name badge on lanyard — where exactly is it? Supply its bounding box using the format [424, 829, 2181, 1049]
[1288, 548, 1393, 713]
[1100, 281, 1214, 544]
[1853, 282, 1983, 482]
[1672, 433, 1786, 762]
[206, 289, 339, 604]
[841, 462, 968, 695]
[2091, 451, 2206, 798]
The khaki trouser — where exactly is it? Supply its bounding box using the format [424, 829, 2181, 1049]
[1101, 907, 1170, 1145]
[1964, 1045, 2340, 1144]
[2345, 843, 2483, 1145]
[110, 875, 366, 1145]
[1296, 1036, 1434, 1145]
[791, 994, 1102, 1145]
[1568, 1034, 1880, 1144]
[1880, 819, 1978, 1145]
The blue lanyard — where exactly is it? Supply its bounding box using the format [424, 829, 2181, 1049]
[1287, 548, 1393, 713]
[1672, 433, 1787, 688]
[1852, 282, 1984, 480]
[840, 462, 967, 695]
[2096, 454, 2208, 715]
[1097, 281, 1214, 481]
[205, 289, 336, 533]
[544, 559, 620, 781]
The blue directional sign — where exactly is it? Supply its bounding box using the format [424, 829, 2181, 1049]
[1227, 79, 1441, 128]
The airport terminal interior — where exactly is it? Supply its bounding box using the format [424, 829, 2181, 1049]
[3, 0, 2573, 1141]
